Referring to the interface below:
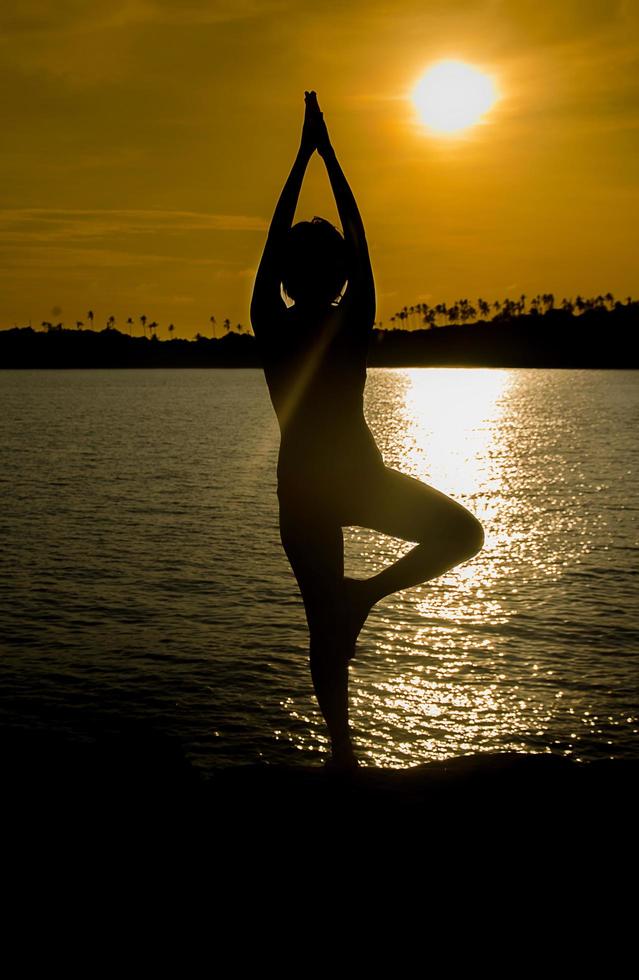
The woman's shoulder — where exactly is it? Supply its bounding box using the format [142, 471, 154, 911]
[253, 304, 292, 347]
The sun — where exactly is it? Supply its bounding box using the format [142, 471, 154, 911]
[411, 60, 498, 134]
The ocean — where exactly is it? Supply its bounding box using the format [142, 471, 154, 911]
[1, 367, 637, 770]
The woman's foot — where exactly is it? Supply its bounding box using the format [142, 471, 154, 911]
[324, 743, 360, 771]
[341, 576, 373, 661]
[324, 756, 360, 772]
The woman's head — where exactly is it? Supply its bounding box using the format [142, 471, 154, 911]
[281, 217, 348, 307]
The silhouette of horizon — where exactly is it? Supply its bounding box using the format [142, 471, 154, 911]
[2, 298, 638, 368]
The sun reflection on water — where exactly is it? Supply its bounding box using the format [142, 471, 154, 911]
[395, 368, 511, 492]
[349, 368, 556, 765]
[283, 368, 638, 768]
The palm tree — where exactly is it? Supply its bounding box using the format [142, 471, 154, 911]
[210, 315, 217, 338]
[148, 321, 158, 340]
[87, 310, 94, 329]
[434, 302, 447, 327]
[459, 298, 470, 322]
[223, 318, 231, 334]
[168, 323, 175, 339]
[140, 314, 147, 338]
[126, 317, 134, 335]
[106, 315, 116, 330]
[75, 320, 84, 330]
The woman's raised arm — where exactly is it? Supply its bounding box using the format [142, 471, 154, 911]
[309, 92, 375, 323]
[250, 95, 317, 334]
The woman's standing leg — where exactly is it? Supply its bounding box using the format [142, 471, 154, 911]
[278, 496, 358, 767]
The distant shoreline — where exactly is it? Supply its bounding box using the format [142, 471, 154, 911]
[2, 304, 638, 369]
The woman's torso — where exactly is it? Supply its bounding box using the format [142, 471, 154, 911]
[259, 304, 384, 489]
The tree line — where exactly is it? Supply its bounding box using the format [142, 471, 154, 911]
[26, 293, 635, 339]
[379, 292, 631, 330]
[36, 311, 246, 340]
[3, 295, 637, 369]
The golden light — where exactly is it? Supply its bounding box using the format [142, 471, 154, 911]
[411, 60, 498, 134]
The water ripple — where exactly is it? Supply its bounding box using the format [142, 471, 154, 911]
[0, 367, 637, 769]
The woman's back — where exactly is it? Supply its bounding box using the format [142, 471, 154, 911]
[259, 301, 382, 485]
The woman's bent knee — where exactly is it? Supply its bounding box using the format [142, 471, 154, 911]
[455, 509, 484, 560]
[430, 498, 484, 562]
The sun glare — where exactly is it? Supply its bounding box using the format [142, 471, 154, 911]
[411, 60, 498, 134]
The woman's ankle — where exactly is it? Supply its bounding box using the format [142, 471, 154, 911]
[330, 738, 359, 767]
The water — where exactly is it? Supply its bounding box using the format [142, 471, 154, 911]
[0, 368, 637, 770]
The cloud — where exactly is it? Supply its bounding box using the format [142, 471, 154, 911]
[0, 0, 290, 85]
[0, 246, 194, 274]
[0, 208, 268, 284]
[0, 208, 267, 244]
[493, 0, 626, 45]
[0, 0, 288, 35]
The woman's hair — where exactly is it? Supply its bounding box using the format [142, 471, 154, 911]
[281, 217, 348, 305]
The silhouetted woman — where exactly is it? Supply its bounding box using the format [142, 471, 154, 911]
[250, 91, 484, 769]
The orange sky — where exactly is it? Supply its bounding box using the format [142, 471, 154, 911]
[1, 0, 638, 338]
